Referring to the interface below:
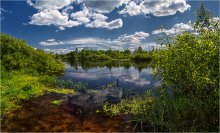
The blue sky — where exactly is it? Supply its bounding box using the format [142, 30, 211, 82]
[1, 0, 219, 53]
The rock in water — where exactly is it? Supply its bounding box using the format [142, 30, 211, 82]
[68, 86, 122, 108]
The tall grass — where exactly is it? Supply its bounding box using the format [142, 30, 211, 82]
[103, 87, 219, 132]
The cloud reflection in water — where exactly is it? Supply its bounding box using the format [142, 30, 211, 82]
[61, 62, 161, 90]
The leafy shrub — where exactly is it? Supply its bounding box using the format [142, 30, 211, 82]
[103, 24, 219, 132]
[0, 34, 67, 119]
[0, 33, 64, 74]
[153, 31, 219, 96]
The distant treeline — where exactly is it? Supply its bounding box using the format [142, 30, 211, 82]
[58, 46, 153, 62]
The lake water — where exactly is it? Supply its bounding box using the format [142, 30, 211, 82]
[2, 60, 161, 132]
[61, 61, 161, 94]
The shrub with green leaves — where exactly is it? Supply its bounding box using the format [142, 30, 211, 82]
[153, 31, 219, 96]
[103, 21, 219, 132]
[0, 33, 64, 74]
[0, 34, 69, 119]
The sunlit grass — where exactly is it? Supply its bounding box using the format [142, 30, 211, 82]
[0, 70, 74, 118]
[51, 100, 63, 105]
[47, 88, 74, 94]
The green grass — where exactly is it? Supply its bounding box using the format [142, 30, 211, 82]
[0, 70, 74, 118]
[103, 87, 219, 132]
[51, 100, 63, 105]
[0, 34, 74, 119]
[1, 71, 45, 116]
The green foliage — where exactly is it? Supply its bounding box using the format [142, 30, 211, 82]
[194, 2, 220, 32]
[0, 70, 47, 117]
[74, 82, 88, 93]
[0, 68, 75, 118]
[0, 33, 64, 74]
[47, 87, 74, 94]
[103, 92, 154, 120]
[0, 34, 71, 119]
[194, 2, 212, 31]
[103, 91, 156, 131]
[153, 31, 219, 96]
[104, 87, 219, 131]
[103, 11, 219, 131]
[51, 100, 63, 105]
[150, 25, 219, 131]
[56, 79, 75, 88]
[136, 46, 144, 54]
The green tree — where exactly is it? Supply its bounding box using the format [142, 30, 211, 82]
[123, 49, 131, 54]
[194, 2, 212, 31]
[134, 46, 144, 54]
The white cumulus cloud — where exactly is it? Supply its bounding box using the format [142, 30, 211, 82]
[91, 12, 108, 21]
[27, 0, 191, 30]
[29, 10, 81, 30]
[86, 18, 123, 30]
[118, 1, 141, 16]
[70, 6, 123, 30]
[71, 6, 90, 24]
[27, 0, 124, 30]
[119, 0, 191, 17]
[77, 0, 127, 13]
[65, 37, 109, 45]
[27, 0, 74, 10]
[152, 22, 193, 35]
[116, 31, 149, 44]
[39, 39, 64, 46]
[40, 31, 150, 52]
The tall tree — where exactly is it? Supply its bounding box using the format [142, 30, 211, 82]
[137, 46, 143, 53]
[194, 2, 212, 31]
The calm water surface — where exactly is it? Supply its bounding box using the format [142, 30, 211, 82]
[61, 61, 161, 93]
[2, 61, 160, 132]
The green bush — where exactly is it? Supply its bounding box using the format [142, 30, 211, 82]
[153, 31, 219, 96]
[0, 33, 64, 74]
[103, 27, 219, 132]
[0, 34, 68, 119]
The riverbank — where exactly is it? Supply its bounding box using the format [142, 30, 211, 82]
[0, 62, 75, 119]
[0, 33, 74, 120]
[1, 92, 132, 132]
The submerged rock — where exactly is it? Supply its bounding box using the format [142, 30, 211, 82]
[67, 86, 122, 108]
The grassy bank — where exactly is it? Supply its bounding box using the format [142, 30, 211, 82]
[0, 70, 74, 117]
[0, 33, 74, 119]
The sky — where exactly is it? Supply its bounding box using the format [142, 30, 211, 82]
[1, 0, 219, 54]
